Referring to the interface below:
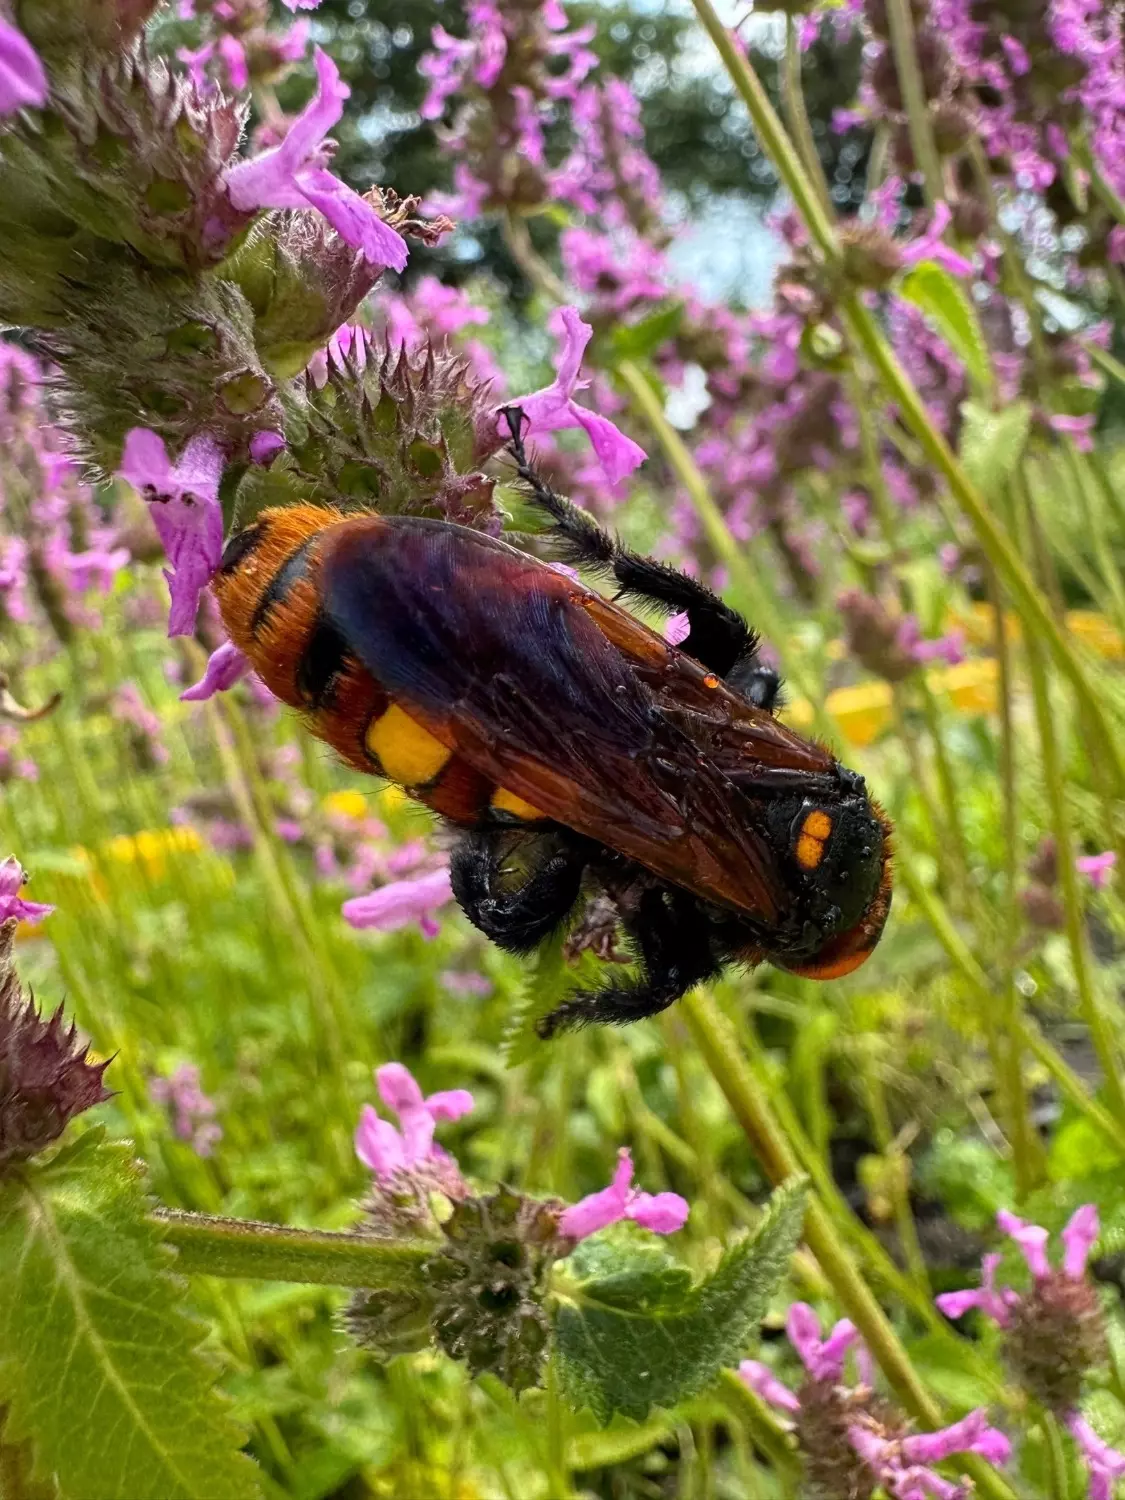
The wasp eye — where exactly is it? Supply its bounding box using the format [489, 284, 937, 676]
[794, 809, 833, 871]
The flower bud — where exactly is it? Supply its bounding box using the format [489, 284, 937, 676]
[840, 224, 904, 289]
[1005, 1272, 1107, 1413]
[794, 1378, 881, 1500]
[236, 337, 503, 530]
[12, 0, 156, 65]
[0, 921, 111, 1171]
[427, 1186, 565, 1393]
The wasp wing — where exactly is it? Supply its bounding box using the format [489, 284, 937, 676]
[320, 516, 831, 919]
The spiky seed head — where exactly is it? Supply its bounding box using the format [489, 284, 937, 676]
[427, 1186, 566, 1393]
[0, 923, 112, 1171]
[235, 337, 504, 530]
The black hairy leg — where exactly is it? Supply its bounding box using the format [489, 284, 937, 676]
[537, 883, 721, 1037]
[450, 825, 589, 954]
[501, 405, 774, 693]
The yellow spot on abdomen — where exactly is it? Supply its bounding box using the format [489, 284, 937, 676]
[491, 786, 548, 821]
[796, 833, 825, 871]
[366, 704, 452, 786]
[803, 809, 833, 840]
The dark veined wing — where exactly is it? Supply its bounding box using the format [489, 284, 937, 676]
[319, 515, 833, 919]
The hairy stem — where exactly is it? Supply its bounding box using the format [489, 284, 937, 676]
[884, 0, 945, 202]
[154, 1209, 435, 1288]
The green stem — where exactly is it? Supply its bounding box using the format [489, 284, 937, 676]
[988, 568, 1044, 1195]
[841, 297, 1125, 793]
[884, 0, 944, 202]
[153, 1209, 434, 1288]
[782, 18, 835, 221]
[1023, 624, 1125, 1126]
[689, 0, 839, 262]
[897, 862, 1125, 1153]
[1043, 1410, 1072, 1500]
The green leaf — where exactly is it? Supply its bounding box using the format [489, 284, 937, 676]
[898, 263, 991, 394]
[606, 302, 684, 363]
[0, 1131, 260, 1500]
[958, 399, 1032, 500]
[555, 1177, 808, 1423]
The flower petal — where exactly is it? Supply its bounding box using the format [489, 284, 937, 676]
[627, 1190, 689, 1234]
[738, 1359, 801, 1414]
[0, 20, 48, 115]
[997, 1209, 1051, 1279]
[425, 1088, 475, 1122]
[1061, 1203, 1100, 1279]
[180, 642, 251, 702]
[354, 1104, 406, 1178]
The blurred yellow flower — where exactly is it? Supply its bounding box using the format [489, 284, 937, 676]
[105, 825, 203, 876]
[322, 789, 369, 822]
[934, 658, 999, 715]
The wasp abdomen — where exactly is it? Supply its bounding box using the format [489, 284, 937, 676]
[213, 508, 532, 827]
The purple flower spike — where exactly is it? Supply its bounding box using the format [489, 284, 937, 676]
[0, 20, 48, 116]
[180, 641, 251, 702]
[997, 1209, 1051, 1279]
[558, 1147, 688, 1240]
[224, 49, 409, 272]
[1061, 1204, 1100, 1279]
[1077, 851, 1116, 890]
[935, 1252, 1018, 1328]
[0, 857, 54, 926]
[118, 428, 225, 637]
[738, 1359, 801, 1414]
[506, 306, 647, 486]
[1069, 1414, 1125, 1500]
[787, 1302, 860, 1381]
[342, 866, 455, 935]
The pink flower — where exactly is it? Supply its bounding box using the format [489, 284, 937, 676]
[1049, 412, 1097, 451]
[505, 306, 647, 486]
[1068, 1414, 1125, 1500]
[342, 867, 455, 937]
[0, 857, 53, 926]
[224, 49, 409, 271]
[738, 1359, 801, 1414]
[355, 1060, 474, 1182]
[558, 1147, 688, 1239]
[217, 33, 249, 92]
[118, 428, 225, 637]
[282, 0, 323, 9]
[935, 1253, 1019, 1327]
[901, 202, 975, 279]
[938, 1206, 1100, 1326]
[848, 1409, 1011, 1500]
[1060, 1204, 1101, 1279]
[787, 1302, 861, 1381]
[909, 629, 967, 667]
[250, 430, 286, 464]
[181, 642, 251, 702]
[1077, 851, 1116, 890]
[178, 43, 215, 90]
[0, 20, 48, 115]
